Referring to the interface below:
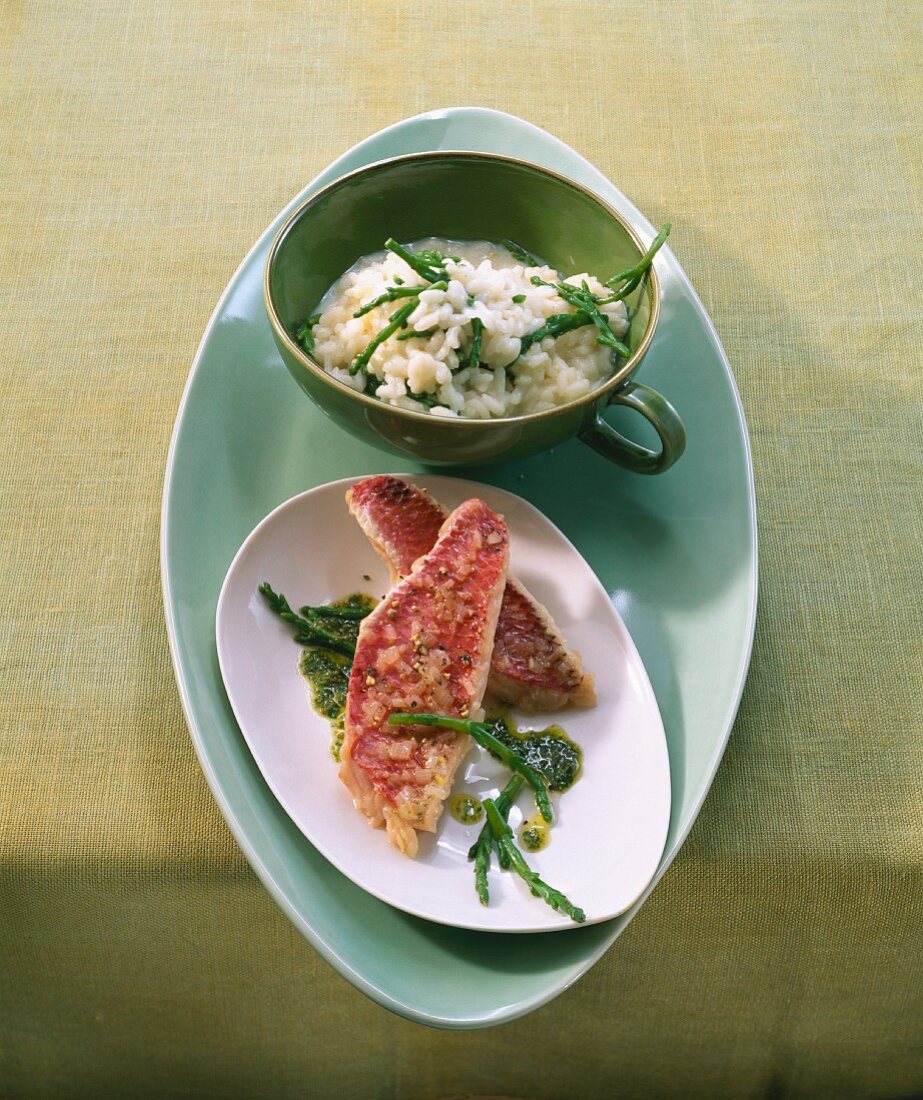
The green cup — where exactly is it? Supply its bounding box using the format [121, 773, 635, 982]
[264, 152, 685, 473]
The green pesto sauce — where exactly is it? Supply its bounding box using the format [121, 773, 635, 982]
[449, 793, 484, 825]
[484, 712, 582, 792]
[298, 593, 376, 760]
[298, 648, 350, 760]
[519, 812, 551, 852]
[298, 592, 375, 651]
[336, 593, 378, 613]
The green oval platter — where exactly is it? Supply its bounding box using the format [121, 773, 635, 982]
[161, 108, 757, 1029]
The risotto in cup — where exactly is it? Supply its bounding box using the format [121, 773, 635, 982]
[303, 238, 633, 420]
[264, 150, 685, 472]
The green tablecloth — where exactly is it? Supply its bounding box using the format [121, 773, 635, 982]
[2, 2, 920, 1096]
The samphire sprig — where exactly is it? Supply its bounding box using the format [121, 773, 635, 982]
[483, 800, 586, 922]
[347, 237, 460, 379]
[455, 316, 483, 374]
[388, 712, 553, 822]
[349, 300, 417, 376]
[501, 238, 543, 267]
[353, 284, 432, 318]
[511, 224, 672, 365]
[298, 602, 367, 621]
[294, 314, 321, 356]
[384, 238, 456, 284]
[601, 223, 671, 302]
[517, 311, 590, 358]
[387, 712, 585, 923]
[468, 774, 524, 904]
[533, 278, 631, 356]
[258, 583, 365, 656]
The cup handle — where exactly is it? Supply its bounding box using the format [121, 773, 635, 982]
[579, 380, 686, 475]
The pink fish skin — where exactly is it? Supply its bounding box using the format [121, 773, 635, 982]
[339, 498, 509, 856]
[347, 476, 595, 712]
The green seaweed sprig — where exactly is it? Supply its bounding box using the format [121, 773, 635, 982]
[294, 313, 321, 356]
[387, 711, 587, 921]
[384, 238, 454, 283]
[454, 316, 484, 374]
[600, 222, 671, 301]
[259, 583, 361, 656]
[347, 237, 462, 377]
[468, 774, 524, 904]
[483, 800, 585, 922]
[501, 238, 544, 267]
[388, 712, 553, 823]
[510, 223, 672, 365]
[298, 602, 368, 622]
[353, 284, 434, 318]
[529, 277, 630, 356]
[349, 300, 417, 377]
[516, 310, 593, 358]
[397, 327, 438, 342]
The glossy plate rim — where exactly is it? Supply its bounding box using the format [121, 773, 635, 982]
[161, 106, 757, 1027]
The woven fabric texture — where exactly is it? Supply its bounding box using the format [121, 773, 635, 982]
[1, 1, 921, 1097]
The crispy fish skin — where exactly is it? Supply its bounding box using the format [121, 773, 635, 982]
[487, 576, 596, 711]
[346, 476, 595, 712]
[339, 498, 509, 857]
[348, 475, 444, 583]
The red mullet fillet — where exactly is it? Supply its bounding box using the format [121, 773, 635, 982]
[339, 498, 509, 856]
[347, 476, 595, 712]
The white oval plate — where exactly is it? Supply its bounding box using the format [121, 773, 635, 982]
[216, 474, 670, 933]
